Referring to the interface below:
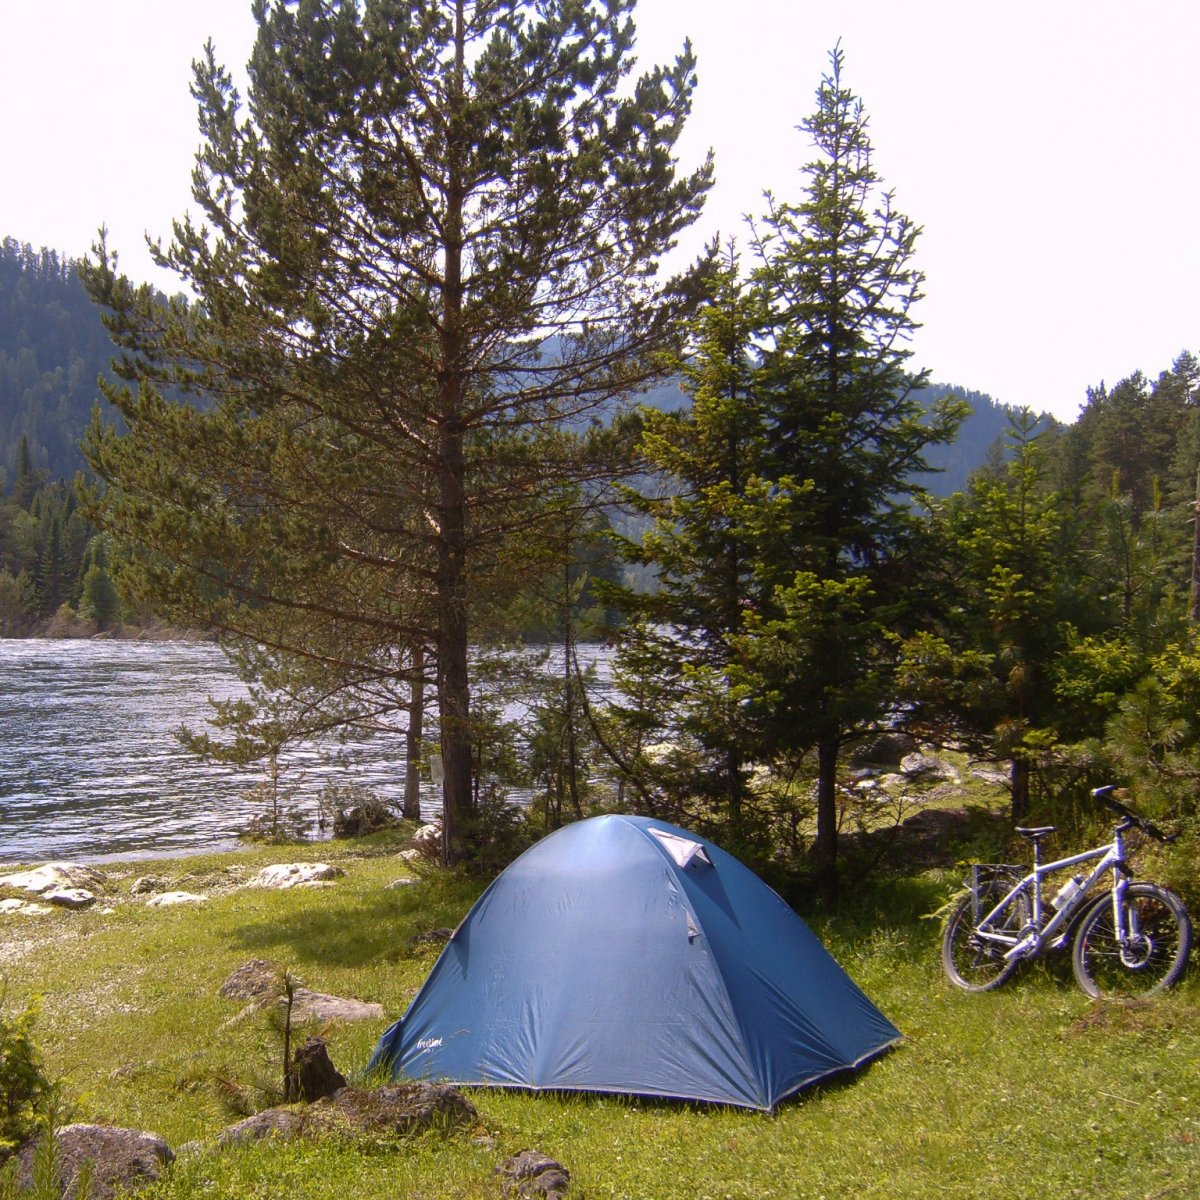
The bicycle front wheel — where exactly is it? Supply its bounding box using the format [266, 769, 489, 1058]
[1072, 883, 1193, 999]
[942, 884, 1030, 992]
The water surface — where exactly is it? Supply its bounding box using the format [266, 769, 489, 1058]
[0, 639, 421, 864]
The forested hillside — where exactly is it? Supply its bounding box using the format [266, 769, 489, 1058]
[2, 236, 1025, 497]
[0, 239, 119, 484]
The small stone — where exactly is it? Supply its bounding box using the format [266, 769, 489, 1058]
[0, 897, 53, 916]
[146, 891, 208, 907]
[387, 877, 418, 889]
[130, 876, 165, 895]
[497, 1150, 571, 1199]
[407, 927, 452, 948]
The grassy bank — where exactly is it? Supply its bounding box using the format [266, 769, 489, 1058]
[2, 834, 1197, 1199]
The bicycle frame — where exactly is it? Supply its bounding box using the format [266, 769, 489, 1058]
[972, 823, 1134, 962]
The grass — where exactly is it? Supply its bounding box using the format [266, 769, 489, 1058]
[1, 832, 1197, 1199]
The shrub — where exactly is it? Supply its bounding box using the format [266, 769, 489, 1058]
[0, 991, 53, 1161]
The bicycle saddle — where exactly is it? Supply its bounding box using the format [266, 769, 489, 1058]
[1015, 826, 1056, 840]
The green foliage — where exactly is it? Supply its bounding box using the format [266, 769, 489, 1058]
[81, 0, 712, 867]
[0, 991, 54, 1160]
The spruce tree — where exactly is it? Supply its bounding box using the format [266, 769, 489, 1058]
[738, 46, 964, 883]
[82, 0, 711, 864]
[603, 254, 768, 841]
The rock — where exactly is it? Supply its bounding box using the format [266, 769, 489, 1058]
[290, 989, 385, 1024]
[220, 958, 282, 1001]
[44, 888, 97, 910]
[247, 863, 344, 889]
[292, 1037, 347, 1102]
[15, 1124, 174, 1200]
[217, 1082, 476, 1148]
[410, 822, 443, 861]
[850, 731, 918, 767]
[407, 927, 453, 949]
[497, 1150, 571, 1199]
[971, 765, 1010, 786]
[0, 863, 107, 896]
[146, 891, 208, 907]
[0, 897, 53, 916]
[129, 876, 165, 895]
[217, 1107, 307, 1148]
[398, 849, 422, 862]
[900, 751, 960, 781]
[218, 959, 384, 1023]
[387, 877, 418, 889]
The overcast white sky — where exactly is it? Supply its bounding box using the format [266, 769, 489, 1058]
[2, 0, 1197, 422]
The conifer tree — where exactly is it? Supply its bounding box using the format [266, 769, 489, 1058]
[82, 0, 711, 863]
[736, 46, 964, 882]
[603, 254, 768, 840]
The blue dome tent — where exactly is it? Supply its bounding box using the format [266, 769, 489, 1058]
[369, 814, 899, 1111]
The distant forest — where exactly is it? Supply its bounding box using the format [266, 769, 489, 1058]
[4, 233, 1183, 643]
[1, 236, 1019, 492]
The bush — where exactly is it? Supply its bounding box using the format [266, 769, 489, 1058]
[322, 784, 400, 838]
[0, 991, 53, 1161]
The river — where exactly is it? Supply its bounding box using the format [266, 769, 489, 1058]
[1, 639, 571, 866]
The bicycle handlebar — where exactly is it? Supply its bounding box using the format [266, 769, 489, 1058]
[1090, 784, 1177, 843]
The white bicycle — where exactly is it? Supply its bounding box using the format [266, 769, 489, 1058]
[943, 786, 1193, 998]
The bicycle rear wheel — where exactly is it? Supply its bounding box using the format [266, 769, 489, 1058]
[942, 883, 1030, 992]
[1072, 883, 1193, 999]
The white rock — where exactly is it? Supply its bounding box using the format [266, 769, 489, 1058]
[410, 823, 443, 861]
[44, 888, 97, 910]
[0, 898, 53, 916]
[247, 863, 344, 890]
[0, 862, 107, 895]
[147, 891, 209, 907]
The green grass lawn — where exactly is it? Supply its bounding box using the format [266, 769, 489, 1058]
[2, 835, 1196, 1199]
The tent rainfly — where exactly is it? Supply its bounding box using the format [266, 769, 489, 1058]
[369, 814, 900, 1110]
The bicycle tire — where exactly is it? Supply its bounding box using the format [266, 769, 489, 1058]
[1071, 882, 1193, 999]
[942, 883, 1030, 992]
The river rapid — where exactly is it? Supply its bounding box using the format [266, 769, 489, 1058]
[0, 639, 435, 865]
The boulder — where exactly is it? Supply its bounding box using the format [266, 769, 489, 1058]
[217, 1082, 476, 1148]
[410, 822, 443, 861]
[0, 863, 107, 896]
[292, 1037, 347, 1102]
[44, 888, 97, 910]
[218, 959, 385, 1023]
[900, 751, 960, 782]
[290, 989, 385, 1024]
[15, 1124, 174, 1200]
[246, 863, 344, 889]
[129, 876, 166, 895]
[220, 958, 282, 1001]
[146, 891, 208, 907]
[497, 1150, 572, 1200]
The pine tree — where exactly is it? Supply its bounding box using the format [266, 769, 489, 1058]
[82, 0, 711, 864]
